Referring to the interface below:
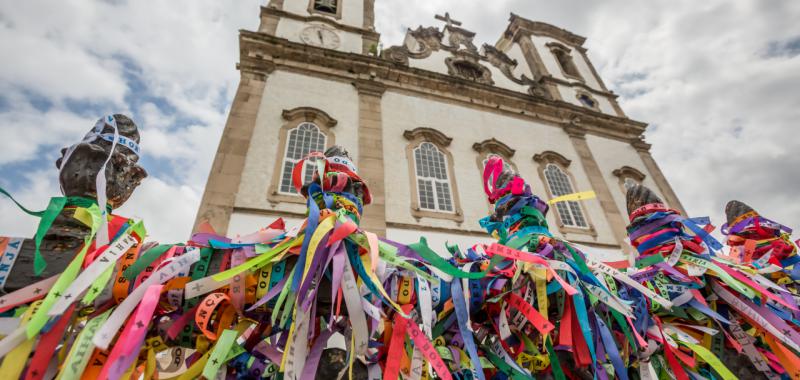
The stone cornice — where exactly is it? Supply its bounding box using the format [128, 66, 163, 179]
[260, 6, 380, 39]
[631, 138, 652, 152]
[472, 138, 515, 158]
[507, 13, 586, 47]
[237, 31, 648, 142]
[403, 127, 453, 147]
[541, 75, 619, 99]
[281, 106, 337, 127]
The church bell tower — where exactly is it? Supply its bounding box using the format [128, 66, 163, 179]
[259, 0, 379, 54]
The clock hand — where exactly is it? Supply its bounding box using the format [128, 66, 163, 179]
[317, 30, 324, 44]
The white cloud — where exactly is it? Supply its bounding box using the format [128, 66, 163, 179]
[117, 176, 201, 243]
[0, 169, 60, 239]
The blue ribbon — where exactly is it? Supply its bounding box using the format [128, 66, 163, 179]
[291, 183, 322, 293]
[596, 316, 628, 380]
[452, 278, 485, 380]
[682, 217, 723, 251]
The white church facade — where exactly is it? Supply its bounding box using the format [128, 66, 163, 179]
[194, 0, 685, 260]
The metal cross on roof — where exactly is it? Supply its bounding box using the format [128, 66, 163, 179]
[435, 12, 462, 28]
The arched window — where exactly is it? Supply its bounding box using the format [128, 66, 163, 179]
[414, 142, 453, 212]
[404, 128, 463, 221]
[544, 164, 588, 228]
[269, 107, 337, 204]
[278, 122, 327, 194]
[533, 150, 594, 235]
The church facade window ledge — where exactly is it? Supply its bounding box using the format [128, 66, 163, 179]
[403, 128, 464, 223]
[532, 151, 598, 238]
[267, 107, 338, 205]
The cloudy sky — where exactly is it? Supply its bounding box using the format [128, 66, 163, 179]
[0, 0, 798, 243]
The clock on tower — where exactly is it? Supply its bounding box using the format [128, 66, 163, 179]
[259, 0, 379, 54]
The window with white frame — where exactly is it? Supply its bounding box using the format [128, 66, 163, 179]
[543, 164, 588, 228]
[414, 142, 454, 212]
[278, 122, 327, 194]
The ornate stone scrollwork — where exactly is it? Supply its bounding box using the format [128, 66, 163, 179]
[445, 55, 493, 85]
[444, 26, 478, 53]
[408, 26, 443, 54]
[528, 78, 552, 99]
[381, 46, 409, 65]
[481, 44, 551, 99]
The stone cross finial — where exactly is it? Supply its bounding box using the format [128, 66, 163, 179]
[435, 12, 462, 28]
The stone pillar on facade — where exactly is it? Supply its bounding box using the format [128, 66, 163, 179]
[516, 33, 562, 101]
[362, 0, 379, 54]
[353, 79, 387, 236]
[563, 120, 633, 254]
[194, 68, 271, 234]
[631, 139, 686, 215]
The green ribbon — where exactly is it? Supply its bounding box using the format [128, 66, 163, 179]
[408, 237, 505, 280]
[123, 244, 174, 281]
[545, 337, 566, 380]
[0, 186, 109, 276]
[635, 254, 665, 269]
[178, 247, 216, 346]
[482, 344, 532, 380]
[202, 329, 238, 379]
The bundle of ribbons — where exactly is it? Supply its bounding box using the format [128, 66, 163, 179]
[0, 151, 799, 379]
[626, 186, 800, 379]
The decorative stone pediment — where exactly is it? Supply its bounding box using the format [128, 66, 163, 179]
[444, 25, 478, 53]
[482, 43, 548, 98]
[445, 55, 493, 85]
[612, 166, 646, 181]
[281, 107, 337, 128]
[482, 44, 516, 68]
[403, 127, 453, 147]
[408, 26, 444, 53]
[381, 13, 551, 98]
[533, 150, 572, 167]
[472, 138, 515, 158]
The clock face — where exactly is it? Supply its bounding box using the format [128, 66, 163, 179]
[300, 25, 341, 49]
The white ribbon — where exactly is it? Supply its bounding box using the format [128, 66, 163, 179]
[48, 233, 136, 316]
[0, 238, 23, 291]
[341, 257, 369, 357]
[93, 248, 200, 350]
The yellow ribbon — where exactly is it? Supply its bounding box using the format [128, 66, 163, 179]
[547, 191, 596, 205]
[681, 342, 736, 380]
[0, 300, 41, 377]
